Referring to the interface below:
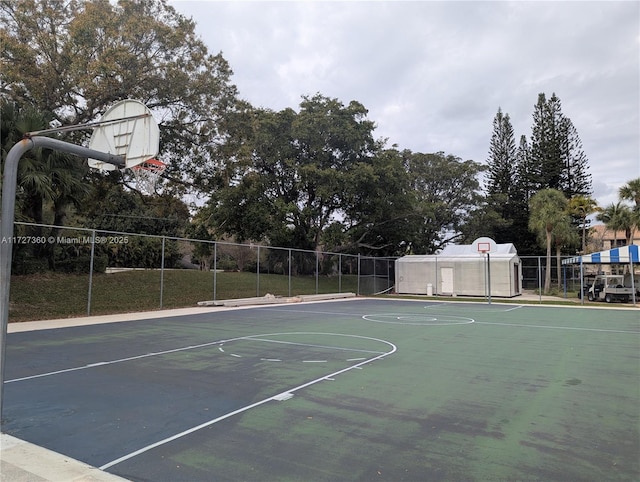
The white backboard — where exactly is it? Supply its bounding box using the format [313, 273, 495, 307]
[472, 236, 498, 254]
[88, 100, 159, 171]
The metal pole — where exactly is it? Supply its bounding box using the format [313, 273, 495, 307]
[483, 254, 488, 301]
[538, 256, 542, 303]
[580, 257, 585, 306]
[213, 243, 217, 301]
[160, 236, 166, 309]
[288, 249, 292, 297]
[0, 136, 124, 427]
[338, 254, 342, 293]
[357, 254, 361, 296]
[87, 230, 96, 316]
[315, 251, 319, 294]
[487, 252, 492, 305]
[630, 255, 637, 306]
[256, 245, 260, 297]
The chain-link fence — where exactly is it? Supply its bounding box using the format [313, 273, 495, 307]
[9, 222, 396, 318]
[520, 255, 589, 297]
[10, 222, 605, 320]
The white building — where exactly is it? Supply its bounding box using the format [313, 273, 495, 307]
[395, 243, 522, 298]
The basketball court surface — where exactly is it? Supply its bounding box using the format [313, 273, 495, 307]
[1, 298, 638, 481]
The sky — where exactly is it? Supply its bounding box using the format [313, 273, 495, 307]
[168, 0, 639, 210]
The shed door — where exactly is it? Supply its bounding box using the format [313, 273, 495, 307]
[513, 263, 520, 294]
[440, 267, 454, 294]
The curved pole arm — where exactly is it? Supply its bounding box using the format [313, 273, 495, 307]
[0, 136, 124, 426]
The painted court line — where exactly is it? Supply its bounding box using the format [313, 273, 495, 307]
[5, 338, 232, 383]
[99, 336, 397, 470]
[476, 321, 640, 334]
[6, 332, 389, 384]
[245, 336, 386, 355]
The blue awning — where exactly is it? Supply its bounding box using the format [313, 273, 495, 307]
[562, 244, 639, 265]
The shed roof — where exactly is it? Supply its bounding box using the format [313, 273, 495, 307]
[440, 243, 517, 256]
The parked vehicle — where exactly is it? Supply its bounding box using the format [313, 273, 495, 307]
[587, 275, 634, 303]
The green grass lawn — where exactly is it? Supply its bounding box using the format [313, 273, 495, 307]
[8, 270, 359, 322]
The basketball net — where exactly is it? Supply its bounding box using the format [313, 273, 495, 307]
[131, 159, 166, 194]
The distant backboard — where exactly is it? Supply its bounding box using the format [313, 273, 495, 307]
[472, 236, 497, 254]
[88, 100, 159, 171]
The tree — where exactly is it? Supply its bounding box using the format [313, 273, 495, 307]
[551, 216, 579, 291]
[566, 195, 600, 253]
[484, 108, 519, 243]
[530, 93, 563, 191]
[201, 95, 381, 251]
[619, 178, 640, 209]
[528, 189, 568, 293]
[1, 100, 90, 270]
[619, 178, 640, 237]
[530, 93, 592, 197]
[486, 108, 517, 198]
[597, 202, 635, 247]
[509, 134, 541, 254]
[0, 0, 240, 195]
[559, 117, 592, 197]
[402, 150, 484, 253]
[341, 148, 415, 256]
[529, 93, 592, 198]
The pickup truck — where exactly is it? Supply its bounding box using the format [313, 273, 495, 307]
[587, 275, 634, 303]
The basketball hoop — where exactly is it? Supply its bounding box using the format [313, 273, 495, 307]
[131, 158, 166, 194]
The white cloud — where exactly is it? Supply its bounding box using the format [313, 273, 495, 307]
[170, 0, 640, 208]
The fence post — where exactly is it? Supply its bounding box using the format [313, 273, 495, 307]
[87, 229, 96, 316]
[537, 256, 542, 303]
[213, 242, 217, 301]
[315, 251, 319, 294]
[160, 236, 166, 309]
[339, 254, 342, 293]
[357, 254, 361, 296]
[288, 249, 292, 297]
[256, 245, 260, 297]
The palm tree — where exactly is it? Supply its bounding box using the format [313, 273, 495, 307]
[552, 216, 579, 291]
[2, 100, 90, 268]
[619, 178, 640, 208]
[619, 178, 640, 240]
[597, 202, 634, 247]
[529, 189, 568, 293]
[567, 195, 600, 253]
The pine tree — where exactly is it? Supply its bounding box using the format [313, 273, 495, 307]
[514, 135, 535, 206]
[484, 108, 518, 244]
[529, 92, 592, 198]
[511, 135, 540, 254]
[486, 108, 517, 198]
[559, 117, 592, 197]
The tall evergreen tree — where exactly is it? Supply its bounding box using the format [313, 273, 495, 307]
[514, 135, 536, 206]
[511, 135, 541, 254]
[484, 108, 519, 244]
[559, 117, 592, 197]
[530, 93, 563, 191]
[529, 93, 592, 198]
[486, 108, 517, 197]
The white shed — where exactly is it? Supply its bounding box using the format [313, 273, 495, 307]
[395, 243, 522, 298]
